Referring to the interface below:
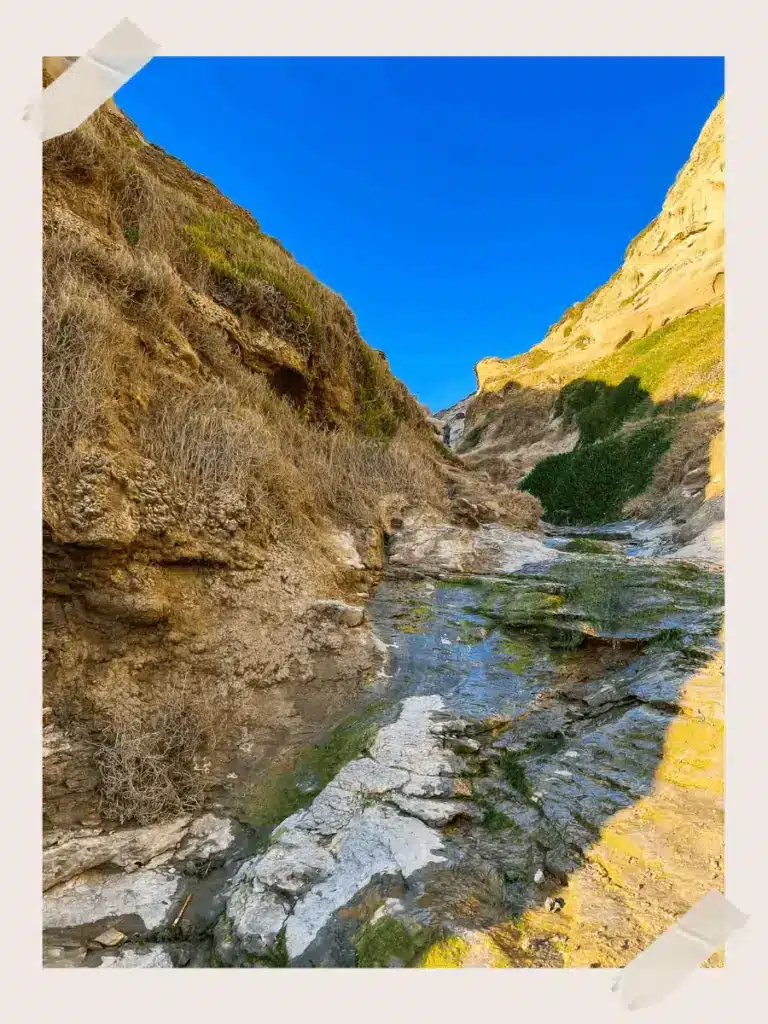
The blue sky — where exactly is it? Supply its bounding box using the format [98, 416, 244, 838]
[116, 57, 724, 412]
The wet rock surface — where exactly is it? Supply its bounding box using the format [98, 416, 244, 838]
[43, 522, 723, 968]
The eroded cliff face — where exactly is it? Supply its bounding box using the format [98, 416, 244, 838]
[40, 69, 442, 831]
[476, 98, 724, 394]
[42, 65, 540, 834]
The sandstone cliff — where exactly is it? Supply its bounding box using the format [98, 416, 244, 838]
[476, 97, 724, 394]
[448, 99, 724, 544]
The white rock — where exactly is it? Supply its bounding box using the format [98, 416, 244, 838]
[99, 946, 174, 968]
[370, 898, 406, 925]
[372, 634, 390, 658]
[254, 831, 336, 896]
[388, 519, 560, 575]
[43, 870, 182, 931]
[401, 774, 457, 798]
[308, 598, 365, 628]
[388, 793, 480, 826]
[370, 695, 456, 776]
[285, 804, 445, 959]
[226, 873, 290, 955]
[43, 817, 191, 890]
[328, 531, 365, 569]
[668, 521, 724, 566]
[175, 814, 235, 861]
[300, 758, 408, 835]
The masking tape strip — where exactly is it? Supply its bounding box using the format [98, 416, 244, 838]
[612, 890, 748, 1011]
[25, 18, 160, 140]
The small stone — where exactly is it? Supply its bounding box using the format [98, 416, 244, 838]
[534, 868, 545, 884]
[93, 927, 127, 947]
[440, 719, 468, 736]
[449, 737, 480, 754]
[389, 792, 482, 826]
[340, 606, 365, 628]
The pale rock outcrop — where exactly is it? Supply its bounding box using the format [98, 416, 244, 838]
[99, 946, 175, 968]
[219, 695, 465, 963]
[387, 514, 560, 575]
[43, 813, 235, 891]
[43, 869, 183, 931]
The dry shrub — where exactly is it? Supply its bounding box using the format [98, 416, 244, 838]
[502, 489, 543, 530]
[137, 374, 446, 539]
[459, 385, 555, 454]
[306, 426, 447, 525]
[42, 274, 123, 479]
[43, 101, 448, 544]
[624, 407, 722, 518]
[95, 675, 225, 825]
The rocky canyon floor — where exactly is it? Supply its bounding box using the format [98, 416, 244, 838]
[42, 517, 723, 969]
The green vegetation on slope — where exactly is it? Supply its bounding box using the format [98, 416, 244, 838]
[354, 917, 439, 968]
[554, 375, 651, 444]
[519, 421, 673, 524]
[585, 305, 724, 403]
[517, 307, 722, 524]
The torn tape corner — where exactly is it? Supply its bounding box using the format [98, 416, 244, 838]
[25, 17, 160, 141]
[612, 890, 749, 1011]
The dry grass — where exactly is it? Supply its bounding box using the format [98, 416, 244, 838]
[95, 674, 225, 825]
[42, 277, 121, 477]
[459, 385, 555, 455]
[624, 407, 722, 519]
[42, 102, 445, 540]
[138, 374, 445, 540]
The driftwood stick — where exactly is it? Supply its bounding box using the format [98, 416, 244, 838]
[171, 893, 192, 928]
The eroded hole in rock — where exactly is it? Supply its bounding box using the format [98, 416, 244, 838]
[271, 366, 309, 407]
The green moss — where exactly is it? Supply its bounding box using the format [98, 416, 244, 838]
[499, 751, 533, 799]
[480, 803, 517, 833]
[244, 704, 382, 831]
[261, 930, 289, 967]
[496, 590, 565, 630]
[498, 637, 535, 672]
[354, 916, 437, 968]
[456, 619, 487, 645]
[520, 420, 673, 524]
[561, 538, 612, 554]
[393, 601, 436, 634]
[438, 576, 489, 589]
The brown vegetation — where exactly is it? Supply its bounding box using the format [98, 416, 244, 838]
[95, 674, 226, 824]
[43, 102, 448, 552]
[624, 406, 722, 519]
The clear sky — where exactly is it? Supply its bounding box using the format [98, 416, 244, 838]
[116, 57, 724, 412]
